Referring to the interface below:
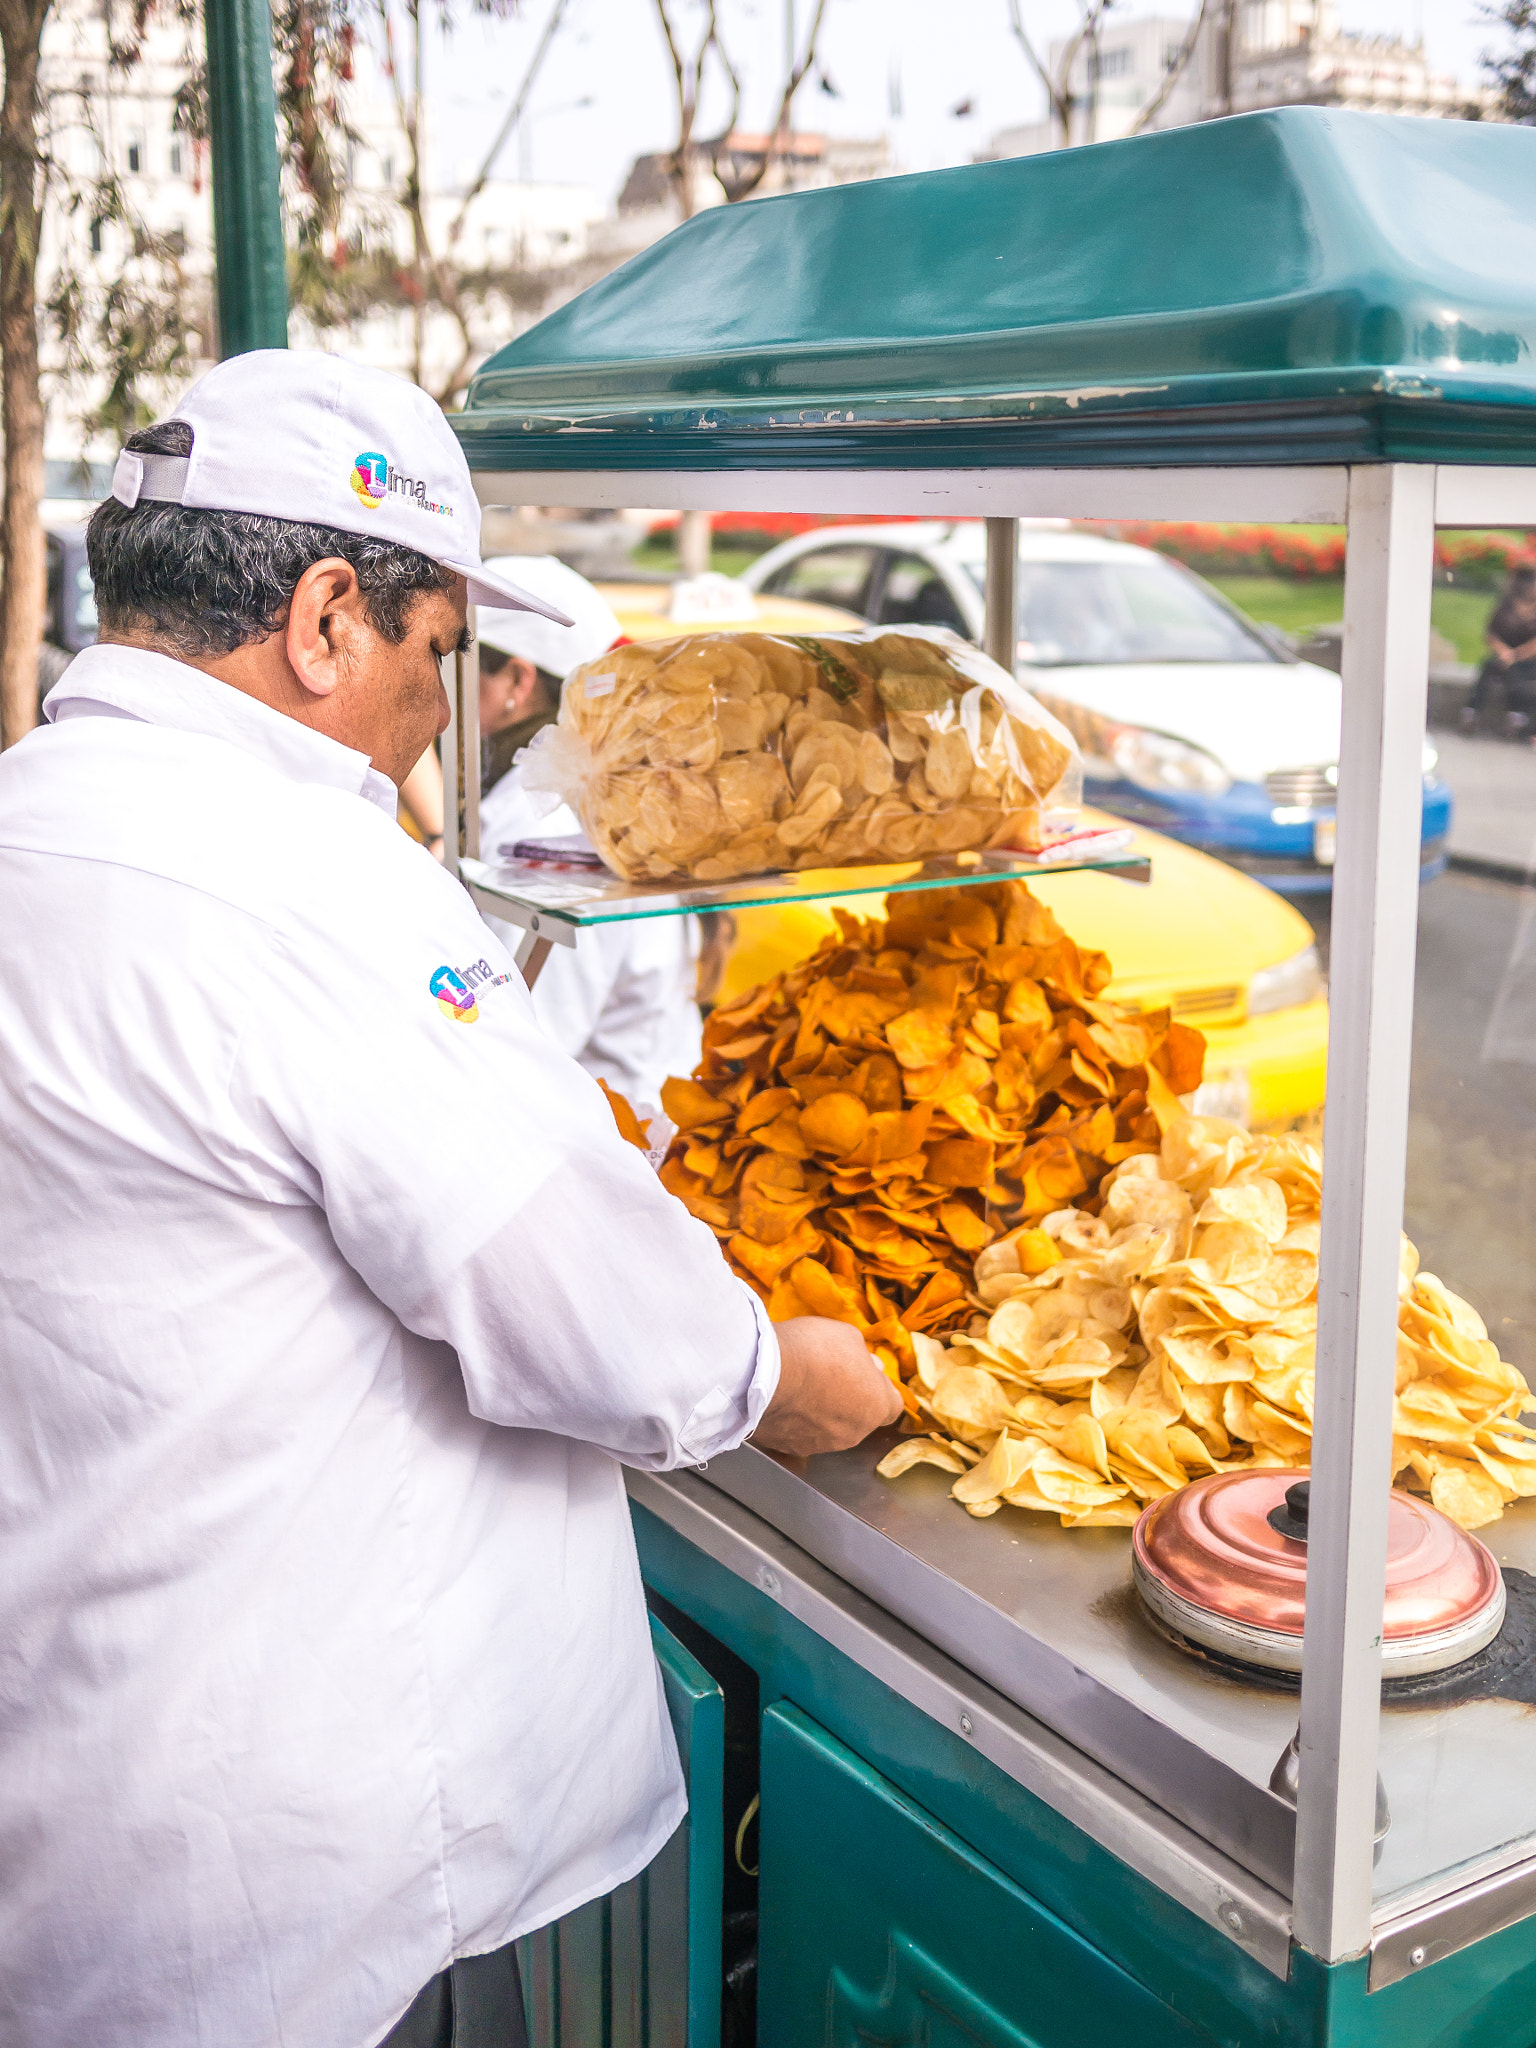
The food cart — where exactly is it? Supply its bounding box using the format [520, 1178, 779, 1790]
[449, 107, 1536, 2047]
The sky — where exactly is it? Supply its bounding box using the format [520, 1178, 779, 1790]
[416, 0, 1506, 206]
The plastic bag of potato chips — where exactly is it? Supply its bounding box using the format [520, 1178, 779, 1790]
[516, 625, 1083, 883]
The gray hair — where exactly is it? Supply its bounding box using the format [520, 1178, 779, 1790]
[86, 419, 457, 659]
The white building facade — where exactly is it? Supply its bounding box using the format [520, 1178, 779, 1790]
[980, 0, 1480, 160]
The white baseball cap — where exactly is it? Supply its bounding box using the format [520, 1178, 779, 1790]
[109, 349, 572, 624]
[476, 558, 621, 675]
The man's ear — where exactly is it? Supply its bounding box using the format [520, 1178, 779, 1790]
[285, 557, 366, 701]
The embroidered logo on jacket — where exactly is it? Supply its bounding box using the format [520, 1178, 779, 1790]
[430, 965, 480, 1022]
[430, 958, 517, 1021]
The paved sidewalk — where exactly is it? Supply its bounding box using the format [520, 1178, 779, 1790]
[1432, 730, 1536, 876]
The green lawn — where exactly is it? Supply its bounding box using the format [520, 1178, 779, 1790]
[1210, 574, 1495, 666]
[627, 539, 1501, 666]
[629, 535, 766, 580]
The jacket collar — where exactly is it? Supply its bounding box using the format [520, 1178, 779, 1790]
[46, 644, 401, 817]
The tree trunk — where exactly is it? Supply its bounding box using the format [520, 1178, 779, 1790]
[677, 509, 711, 577]
[0, 0, 47, 749]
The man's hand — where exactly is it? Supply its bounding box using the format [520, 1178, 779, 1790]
[753, 1317, 905, 1459]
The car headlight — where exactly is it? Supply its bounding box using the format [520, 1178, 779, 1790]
[1248, 944, 1325, 1018]
[1109, 727, 1232, 798]
[1423, 740, 1438, 780]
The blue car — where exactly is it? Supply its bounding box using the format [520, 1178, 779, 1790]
[743, 520, 1452, 894]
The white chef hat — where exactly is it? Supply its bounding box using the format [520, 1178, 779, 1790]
[476, 557, 621, 676]
[110, 349, 571, 623]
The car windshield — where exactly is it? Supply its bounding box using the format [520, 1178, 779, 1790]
[962, 556, 1276, 666]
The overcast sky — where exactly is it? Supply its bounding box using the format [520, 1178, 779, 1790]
[416, 0, 1504, 204]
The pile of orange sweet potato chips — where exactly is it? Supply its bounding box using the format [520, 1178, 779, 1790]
[658, 880, 1204, 1397]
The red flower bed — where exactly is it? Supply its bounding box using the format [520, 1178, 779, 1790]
[1100, 522, 1536, 585]
[646, 511, 1536, 588]
[1097, 522, 1347, 579]
[645, 510, 917, 541]
[1437, 533, 1536, 584]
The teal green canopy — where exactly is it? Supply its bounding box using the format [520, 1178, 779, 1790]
[456, 108, 1536, 472]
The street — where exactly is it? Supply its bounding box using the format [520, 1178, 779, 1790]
[1300, 866, 1536, 1381]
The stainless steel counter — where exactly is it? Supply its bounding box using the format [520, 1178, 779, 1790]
[666, 1434, 1536, 1985]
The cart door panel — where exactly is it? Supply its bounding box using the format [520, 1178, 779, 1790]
[518, 1614, 725, 2048]
[757, 1704, 1213, 2048]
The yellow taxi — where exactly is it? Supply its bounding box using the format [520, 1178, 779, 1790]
[715, 811, 1328, 1133]
[595, 580, 867, 643]
[577, 580, 1327, 1132]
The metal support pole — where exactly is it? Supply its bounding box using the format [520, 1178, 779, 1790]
[513, 932, 554, 987]
[1292, 463, 1437, 1961]
[441, 640, 481, 882]
[204, 0, 288, 356]
[983, 517, 1018, 674]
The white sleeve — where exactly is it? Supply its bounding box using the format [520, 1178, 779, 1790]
[232, 874, 778, 1469]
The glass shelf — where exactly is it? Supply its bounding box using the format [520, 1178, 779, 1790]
[460, 846, 1152, 937]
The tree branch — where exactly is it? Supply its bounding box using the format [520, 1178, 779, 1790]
[448, 0, 568, 245]
[650, 0, 725, 218]
[718, 0, 831, 203]
[1003, 0, 1069, 140]
[1127, 0, 1213, 134]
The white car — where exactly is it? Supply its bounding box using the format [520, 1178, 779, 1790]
[740, 520, 1450, 895]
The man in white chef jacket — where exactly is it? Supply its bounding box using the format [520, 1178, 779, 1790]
[0, 351, 899, 2048]
[473, 555, 704, 1112]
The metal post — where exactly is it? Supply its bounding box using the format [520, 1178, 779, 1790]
[1292, 463, 1436, 1961]
[462, 639, 481, 864]
[440, 653, 462, 883]
[983, 517, 1018, 674]
[203, 0, 288, 356]
[441, 640, 481, 882]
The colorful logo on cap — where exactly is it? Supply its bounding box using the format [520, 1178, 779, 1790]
[350, 448, 455, 520]
[352, 451, 389, 510]
[430, 965, 479, 1022]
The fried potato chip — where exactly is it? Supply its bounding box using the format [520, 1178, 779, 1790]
[1431, 1462, 1506, 1530]
[951, 1430, 1044, 1504]
[1105, 1411, 1187, 1495]
[877, 1438, 969, 1480]
[929, 1367, 1016, 1443]
[798, 1091, 872, 1158]
[597, 1078, 651, 1151]
[1188, 1221, 1274, 1289]
[729, 1221, 825, 1288]
[1029, 1449, 1128, 1511]
[662, 1075, 732, 1132]
[1198, 1178, 1287, 1245]
[939, 1198, 993, 1253]
[911, 1329, 949, 1391]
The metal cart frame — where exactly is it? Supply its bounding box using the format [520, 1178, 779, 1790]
[446, 454, 1534, 1968]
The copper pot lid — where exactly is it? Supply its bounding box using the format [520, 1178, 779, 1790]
[1132, 1469, 1506, 1677]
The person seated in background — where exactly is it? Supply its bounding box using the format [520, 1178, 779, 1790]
[397, 746, 446, 856]
[1463, 562, 1536, 740]
[475, 556, 704, 1115]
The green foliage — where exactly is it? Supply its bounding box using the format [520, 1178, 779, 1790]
[42, 6, 211, 448]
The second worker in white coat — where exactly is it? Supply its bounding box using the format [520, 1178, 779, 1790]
[474, 556, 703, 1115]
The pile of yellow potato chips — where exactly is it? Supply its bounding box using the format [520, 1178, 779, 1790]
[518, 629, 1079, 882]
[880, 1112, 1536, 1531]
[658, 881, 1204, 1379]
